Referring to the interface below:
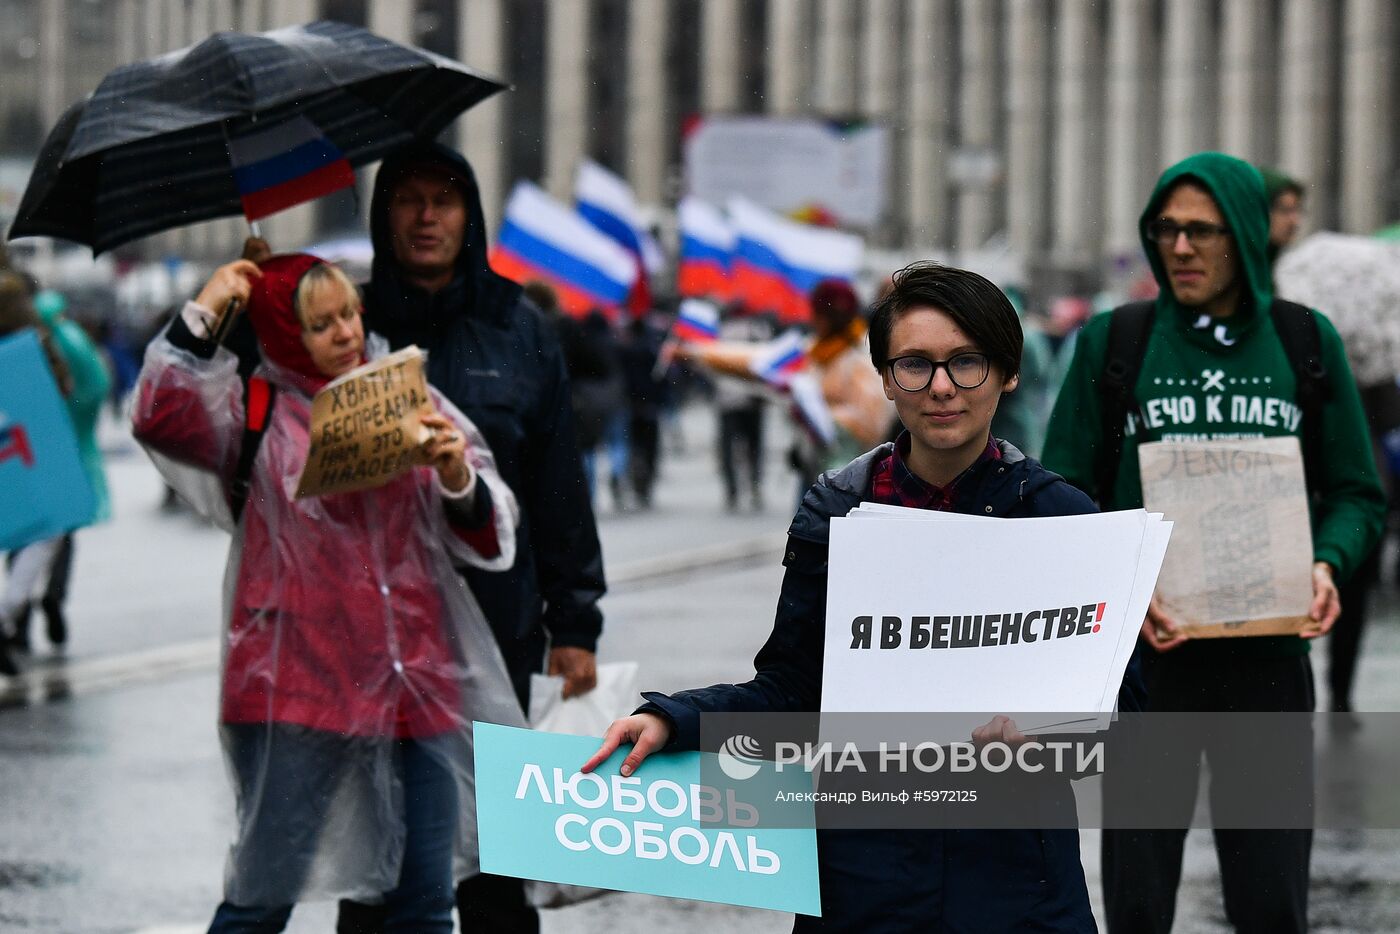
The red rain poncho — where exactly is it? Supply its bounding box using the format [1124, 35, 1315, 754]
[132, 255, 526, 904]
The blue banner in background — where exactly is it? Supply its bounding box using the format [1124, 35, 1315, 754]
[474, 722, 821, 917]
[0, 329, 96, 550]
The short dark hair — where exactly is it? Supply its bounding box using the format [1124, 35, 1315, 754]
[867, 262, 1022, 379]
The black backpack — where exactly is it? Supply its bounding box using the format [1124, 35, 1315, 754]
[1093, 299, 1331, 505]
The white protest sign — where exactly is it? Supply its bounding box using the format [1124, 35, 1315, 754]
[684, 116, 890, 228]
[1092, 514, 1170, 721]
[1138, 437, 1313, 637]
[821, 510, 1168, 737]
[294, 346, 435, 498]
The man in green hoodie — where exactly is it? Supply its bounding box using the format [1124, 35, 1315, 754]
[1044, 152, 1384, 933]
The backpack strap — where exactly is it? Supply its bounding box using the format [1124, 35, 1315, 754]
[230, 376, 276, 524]
[1094, 301, 1156, 506]
[1269, 299, 1331, 497]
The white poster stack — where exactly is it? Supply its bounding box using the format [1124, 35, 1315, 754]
[820, 507, 1172, 743]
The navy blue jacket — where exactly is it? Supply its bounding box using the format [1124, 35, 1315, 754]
[364, 145, 606, 674]
[642, 441, 1145, 932]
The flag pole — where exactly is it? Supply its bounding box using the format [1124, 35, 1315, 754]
[651, 337, 677, 382]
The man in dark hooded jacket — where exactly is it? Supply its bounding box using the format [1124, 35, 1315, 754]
[338, 142, 605, 933]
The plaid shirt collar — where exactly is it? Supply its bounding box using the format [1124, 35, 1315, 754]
[870, 431, 1002, 511]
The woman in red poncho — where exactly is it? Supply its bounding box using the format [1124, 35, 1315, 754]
[132, 254, 525, 932]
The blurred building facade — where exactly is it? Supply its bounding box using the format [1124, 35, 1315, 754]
[1, 0, 1397, 294]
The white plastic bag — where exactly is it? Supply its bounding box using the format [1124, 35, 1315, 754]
[525, 661, 640, 908]
[528, 661, 640, 735]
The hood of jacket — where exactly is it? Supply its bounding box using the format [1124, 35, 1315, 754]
[1139, 152, 1274, 349]
[788, 440, 1067, 545]
[34, 289, 65, 325]
[365, 142, 522, 344]
[246, 253, 333, 385]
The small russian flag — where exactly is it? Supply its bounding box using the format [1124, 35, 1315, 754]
[671, 299, 720, 344]
[787, 372, 838, 447]
[750, 330, 809, 386]
[227, 116, 355, 222]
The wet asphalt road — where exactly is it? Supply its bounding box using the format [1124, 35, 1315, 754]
[3, 409, 1400, 932]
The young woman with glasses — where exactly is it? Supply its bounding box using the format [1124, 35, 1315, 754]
[583, 261, 1146, 932]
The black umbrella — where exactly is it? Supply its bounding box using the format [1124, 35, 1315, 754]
[8, 20, 507, 254]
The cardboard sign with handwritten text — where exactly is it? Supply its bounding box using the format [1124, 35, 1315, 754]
[1138, 437, 1313, 638]
[294, 346, 435, 498]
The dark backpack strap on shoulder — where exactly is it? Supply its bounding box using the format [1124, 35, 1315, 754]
[230, 376, 276, 524]
[1270, 299, 1331, 497]
[1095, 301, 1156, 506]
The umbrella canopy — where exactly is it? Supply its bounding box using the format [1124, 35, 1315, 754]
[1275, 232, 1400, 387]
[8, 20, 506, 254]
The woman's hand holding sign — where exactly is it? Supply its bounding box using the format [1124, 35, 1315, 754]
[421, 411, 472, 492]
[582, 713, 673, 777]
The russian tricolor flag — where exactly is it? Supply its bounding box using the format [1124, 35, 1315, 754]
[672, 299, 720, 344]
[226, 116, 356, 222]
[749, 330, 810, 386]
[728, 198, 864, 324]
[787, 372, 839, 447]
[677, 197, 735, 301]
[749, 332, 836, 446]
[491, 182, 638, 316]
[575, 160, 654, 315]
[575, 160, 649, 258]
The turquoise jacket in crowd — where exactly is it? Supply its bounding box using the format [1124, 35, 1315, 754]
[36, 290, 111, 522]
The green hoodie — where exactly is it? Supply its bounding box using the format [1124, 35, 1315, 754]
[1043, 152, 1384, 656]
[36, 291, 111, 522]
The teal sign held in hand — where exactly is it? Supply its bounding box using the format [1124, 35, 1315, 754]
[474, 722, 821, 917]
[0, 330, 96, 550]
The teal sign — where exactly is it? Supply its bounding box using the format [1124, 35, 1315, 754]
[0, 330, 95, 550]
[475, 722, 821, 916]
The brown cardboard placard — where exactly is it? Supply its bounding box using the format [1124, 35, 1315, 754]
[1138, 437, 1313, 638]
[294, 346, 435, 498]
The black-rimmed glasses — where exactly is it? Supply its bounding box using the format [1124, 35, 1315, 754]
[1145, 219, 1231, 247]
[887, 353, 991, 392]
